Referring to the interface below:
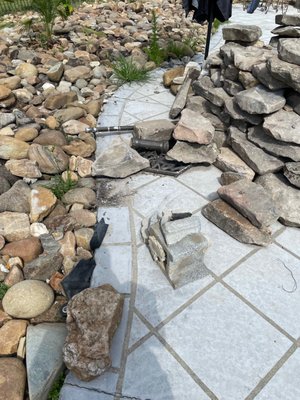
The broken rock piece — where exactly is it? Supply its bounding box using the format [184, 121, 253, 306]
[63, 285, 124, 381]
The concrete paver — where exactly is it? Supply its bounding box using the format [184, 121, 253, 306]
[61, 5, 300, 400]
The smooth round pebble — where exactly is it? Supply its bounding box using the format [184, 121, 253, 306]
[2, 280, 54, 318]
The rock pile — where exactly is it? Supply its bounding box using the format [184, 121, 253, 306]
[164, 19, 300, 245]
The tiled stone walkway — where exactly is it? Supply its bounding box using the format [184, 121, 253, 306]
[60, 5, 300, 400]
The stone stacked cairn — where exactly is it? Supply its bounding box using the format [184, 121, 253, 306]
[165, 18, 300, 246]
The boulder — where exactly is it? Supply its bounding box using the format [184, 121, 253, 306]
[0, 358, 26, 400]
[248, 125, 300, 161]
[30, 222, 49, 237]
[5, 159, 42, 179]
[263, 109, 300, 145]
[217, 179, 279, 228]
[64, 66, 92, 83]
[54, 107, 85, 124]
[271, 26, 300, 38]
[44, 92, 77, 110]
[1, 237, 42, 263]
[0, 212, 30, 242]
[166, 141, 219, 164]
[62, 120, 89, 135]
[163, 66, 185, 87]
[235, 85, 286, 114]
[28, 144, 69, 174]
[222, 24, 262, 42]
[202, 199, 272, 246]
[275, 14, 300, 26]
[252, 62, 288, 90]
[267, 56, 300, 93]
[62, 135, 96, 157]
[278, 38, 300, 66]
[23, 234, 63, 281]
[30, 187, 57, 223]
[0, 136, 29, 160]
[0, 76, 21, 90]
[63, 285, 124, 381]
[92, 137, 149, 178]
[0, 181, 31, 213]
[33, 129, 67, 146]
[0, 85, 11, 100]
[59, 231, 76, 258]
[192, 76, 231, 107]
[256, 173, 300, 227]
[0, 319, 28, 355]
[229, 127, 284, 174]
[15, 63, 38, 79]
[26, 323, 67, 400]
[69, 209, 96, 227]
[214, 147, 255, 180]
[232, 46, 273, 72]
[173, 108, 214, 144]
[284, 162, 300, 188]
[62, 187, 96, 208]
[134, 119, 174, 141]
[0, 112, 15, 129]
[76, 157, 93, 177]
[224, 97, 262, 125]
[15, 126, 39, 142]
[2, 280, 54, 318]
[4, 265, 24, 287]
[47, 62, 64, 82]
[74, 228, 93, 250]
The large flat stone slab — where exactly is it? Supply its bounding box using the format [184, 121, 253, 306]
[217, 179, 279, 228]
[26, 323, 67, 400]
[224, 98, 262, 125]
[202, 199, 271, 246]
[252, 63, 288, 90]
[232, 46, 273, 72]
[263, 109, 300, 145]
[173, 108, 214, 144]
[235, 85, 286, 115]
[284, 162, 300, 188]
[271, 25, 300, 37]
[248, 126, 300, 161]
[192, 76, 231, 107]
[229, 127, 284, 175]
[214, 147, 255, 180]
[278, 38, 300, 66]
[256, 173, 300, 227]
[267, 56, 300, 93]
[134, 119, 174, 141]
[166, 141, 219, 164]
[222, 24, 262, 42]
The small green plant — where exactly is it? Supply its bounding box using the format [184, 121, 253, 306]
[0, 283, 9, 300]
[81, 26, 106, 38]
[48, 372, 65, 400]
[48, 171, 77, 200]
[112, 56, 150, 84]
[145, 9, 166, 65]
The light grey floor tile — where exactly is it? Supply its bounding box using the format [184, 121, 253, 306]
[128, 312, 149, 348]
[92, 245, 132, 294]
[124, 172, 158, 191]
[133, 176, 208, 218]
[102, 99, 125, 114]
[135, 245, 213, 326]
[143, 111, 172, 120]
[133, 211, 143, 246]
[97, 114, 120, 126]
[124, 100, 169, 120]
[195, 211, 254, 276]
[98, 207, 131, 244]
[275, 227, 300, 257]
[64, 370, 118, 394]
[255, 349, 300, 400]
[59, 385, 114, 400]
[177, 165, 222, 200]
[122, 336, 210, 400]
[119, 111, 140, 125]
[224, 244, 300, 338]
[159, 283, 292, 400]
[111, 299, 129, 368]
[148, 92, 175, 106]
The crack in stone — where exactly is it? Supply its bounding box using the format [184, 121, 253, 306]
[64, 382, 151, 400]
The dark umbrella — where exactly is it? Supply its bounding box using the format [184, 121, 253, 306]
[204, 0, 215, 59]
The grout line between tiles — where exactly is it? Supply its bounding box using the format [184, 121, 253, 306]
[274, 240, 300, 262]
[245, 343, 298, 400]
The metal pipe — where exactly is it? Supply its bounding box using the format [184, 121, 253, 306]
[131, 138, 170, 153]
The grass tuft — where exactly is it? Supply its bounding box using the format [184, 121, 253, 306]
[48, 372, 65, 400]
[112, 56, 150, 84]
[0, 283, 9, 300]
[47, 171, 77, 200]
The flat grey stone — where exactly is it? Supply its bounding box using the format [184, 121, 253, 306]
[229, 127, 284, 175]
[238, 70, 259, 90]
[222, 24, 262, 42]
[271, 26, 300, 38]
[232, 46, 273, 72]
[219, 171, 246, 185]
[214, 147, 255, 180]
[252, 63, 288, 90]
[263, 109, 300, 145]
[235, 85, 286, 115]
[220, 42, 243, 66]
[161, 215, 202, 245]
[286, 92, 300, 115]
[0, 180, 31, 213]
[92, 137, 149, 178]
[256, 173, 300, 227]
[278, 38, 300, 66]
[223, 79, 244, 96]
[185, 96, 227, 130]
[133, 119, 174, 141]
[224, 97, 262, 125]
[218, 179, 279, 228]
[202, 199, 272, 246]
[248, 125, 300, 161]
[275, 14, 300, 27]
[192, 76, 231, 107]
[166, 141, 219, 164]
[26, 323, 67, 400]
[267, 55, 300, 93]
[284, 162, 300, 188]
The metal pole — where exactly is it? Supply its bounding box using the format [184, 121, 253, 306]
[204, 0, 215, 60]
